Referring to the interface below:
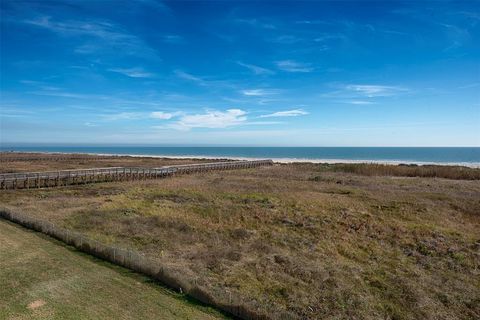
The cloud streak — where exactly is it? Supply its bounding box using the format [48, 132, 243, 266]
[241, 89, 279, 96]
[345, 85, 408, 97]
[343, 100, 376, 105]
[24, 16, 158, 58]
[174, 70, 209, 86]
[260, 109, 309, 118]
[150, 111, 177, 120]
[276, 60, 314, 73]
[237, 61, 274, 75]
[167, 109, 248, 130]
[109, 67, 155, 78]
[103, 112, 144, 121]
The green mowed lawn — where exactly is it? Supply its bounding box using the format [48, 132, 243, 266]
[0, 219, 228, 320]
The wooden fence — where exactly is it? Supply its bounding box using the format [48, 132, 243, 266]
[0, 160, 273, 190]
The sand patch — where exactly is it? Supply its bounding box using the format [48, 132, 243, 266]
[27, 299, 46, 310]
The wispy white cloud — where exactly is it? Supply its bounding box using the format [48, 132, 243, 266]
[24, 16, 158, 58]
[173, 70, 235, 89]
[392, 7, 473, 52]
[29, 90, 103, 99]
[73, 44, 100, 54]
[25, 16, 111, 36]
[174, 70, 207, 86]
[20, 80, 43, 86]
[20, 80, 61, 91]
[345, 85, 408, 97]
[343, 100, 376, 105]
[323, 84, 409, 99]
[439, 23, 471, 52]
[245, 121, 284, 125]
[241, 89, 280, 96]
[101, 110, 181, 121]
[260, 109, 309, 118]
[237, 61, 274, 75]
[257, 98, 281, 105]
[104, 112, 144, 121]
[150, 111, 180, 120]
[109, 67, 155, 78]
[167, 109, 248, 130]
[0, 105, 36, 118]
[275, 60, 314, 73]
[313, 33, 347, 42]
[298, 19, 405, 41]
[103, 108, 282, 130]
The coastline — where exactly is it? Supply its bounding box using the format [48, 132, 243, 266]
[3, 151, 480, 168]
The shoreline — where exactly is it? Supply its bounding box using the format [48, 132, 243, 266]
[2, 151, 480, 168]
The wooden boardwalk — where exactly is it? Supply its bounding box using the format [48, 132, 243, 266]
[0, 160, 273, 190]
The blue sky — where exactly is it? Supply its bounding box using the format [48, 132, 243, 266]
[0, 0, 479, 146]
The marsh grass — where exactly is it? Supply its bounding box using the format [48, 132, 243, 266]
[314, 163, 480, 180]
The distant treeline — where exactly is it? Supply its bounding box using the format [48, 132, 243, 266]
[0, 208, 296, 320]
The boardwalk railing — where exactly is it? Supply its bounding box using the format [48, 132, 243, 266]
[0, 160, 273, 190]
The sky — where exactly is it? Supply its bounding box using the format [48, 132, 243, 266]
[0, 0, 479, 146]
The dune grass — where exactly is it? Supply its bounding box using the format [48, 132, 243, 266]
[314, 163, 480, 180]
[1, 158, 479, 319]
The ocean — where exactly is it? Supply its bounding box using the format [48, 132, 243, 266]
[1, 146, 480, 166]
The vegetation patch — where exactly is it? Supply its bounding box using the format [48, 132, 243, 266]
[319, 163, 480, 180]
[1, 159, 479, 319]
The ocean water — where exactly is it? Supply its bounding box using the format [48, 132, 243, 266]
[1, 146, 480, 166]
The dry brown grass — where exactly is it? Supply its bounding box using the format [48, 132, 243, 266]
[0, 152, 222, 173]
[1, 159, 479, 319]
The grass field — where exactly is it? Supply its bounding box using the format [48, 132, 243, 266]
[0, 219, 227, 320]
[1, 155, 479, 319]
[0, 152, 219, 174]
